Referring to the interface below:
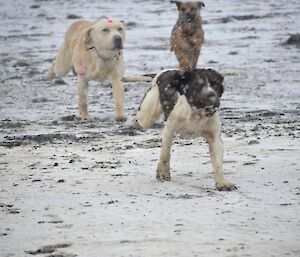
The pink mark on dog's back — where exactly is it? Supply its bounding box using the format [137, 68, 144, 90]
[107, 18, 113, 23]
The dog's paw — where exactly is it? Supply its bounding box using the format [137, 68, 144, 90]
[44, 70, 55, 81]
[156, 172, 171, 182]
[115, 116, 127, 122]
[216, 180, 237, 191]
[131, 117, 141, 129]
[156, 163, 171, 182]
[80, 114, 93, 121]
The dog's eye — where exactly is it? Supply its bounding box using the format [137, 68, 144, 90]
[180, 8, 186, 12]
[117, 27, 123, 32]
[102, 28, 109, 33]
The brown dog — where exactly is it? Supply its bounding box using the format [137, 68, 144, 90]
[170, 1, 205, 70]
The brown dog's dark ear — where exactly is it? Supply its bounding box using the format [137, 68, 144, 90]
[198, 2, 205, 8]
[170, 0, 182, 9]
[84, 28, 93, 47]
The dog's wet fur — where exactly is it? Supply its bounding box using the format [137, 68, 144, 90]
[135, 68, 224, 127]
[170, 1, 205, 70]
[133, 68, 236, 191]
[157, 69, 224, 120]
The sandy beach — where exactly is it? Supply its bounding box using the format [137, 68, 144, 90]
[0, 0, 299, 256]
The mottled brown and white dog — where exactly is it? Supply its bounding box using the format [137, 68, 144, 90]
[45, 18, 126, 121]
[132, 69, 236, 191]
[170, 1, 205, 70]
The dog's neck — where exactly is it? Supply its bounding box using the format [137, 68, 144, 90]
[179, 18, 202, 37]
[87, 46, 121, 62]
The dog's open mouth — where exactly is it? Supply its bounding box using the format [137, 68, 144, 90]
[191, 106, 218, 117]
[204, 106, 218, 117]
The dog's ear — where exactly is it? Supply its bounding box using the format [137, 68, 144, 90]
[120, 20, 126, 29]
[197, 2, 205, 8]
[84, 28, 93, 47]
[170, 0, 182, 9]
[205, 69, 224, 97]
[170, 70, 193, 95]
[169, 70, 183, 94]
[211, 81, 224, 98]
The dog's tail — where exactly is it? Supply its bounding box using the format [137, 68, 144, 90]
[44, 60, 56, 80]
[122, 73, 156, 83]
[132, 74, 163, 129]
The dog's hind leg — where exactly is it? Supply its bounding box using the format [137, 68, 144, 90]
[45, 42, 72, 80]
[44, 60, 56, 80]
[54, 42, 72, 77]
[132, 85, 163, 129]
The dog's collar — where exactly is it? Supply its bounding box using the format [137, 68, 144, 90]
[87, 46, 120, 62]
[204, 106, 218, 117]
[192, 106, 218, 117]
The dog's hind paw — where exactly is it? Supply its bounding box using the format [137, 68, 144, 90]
[216, 181, 237, 191]
[131, 117, 142, 129]
[44, 70, 56, 80]
[80, 114, 93, 121]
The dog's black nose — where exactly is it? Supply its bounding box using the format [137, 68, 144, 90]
[207, 92, 216, 99]
[205, 91, 219, 108]
[185, 13, 194, 22]
[113, 36, 123, 49]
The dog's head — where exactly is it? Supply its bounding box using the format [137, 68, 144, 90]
[171, 1, 204, 23]
[84, 18, 125, 59]
[171, 69, 224, 117]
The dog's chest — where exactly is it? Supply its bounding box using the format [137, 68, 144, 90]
[169, 98, 209, 139]
[177, 116, 206, 139]
[181, 31, 203, 47]
[88, 60, 121, 80]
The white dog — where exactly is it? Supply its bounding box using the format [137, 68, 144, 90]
[132, 69, 236, 191]
[45, 18, 126, 121]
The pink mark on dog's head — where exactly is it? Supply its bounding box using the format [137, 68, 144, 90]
[80, 63, 87, 68]
[71, 21, 80, 28]
[107, 18, 113, 23]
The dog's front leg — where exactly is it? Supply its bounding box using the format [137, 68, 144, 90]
[157, 125, 175, 182]
[191, 47, 201, 69]
[77, 77, 91, 120]
[175, 50, 194, 70]
[112, 78, 126, 122]
[207, 134, 236, 191]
